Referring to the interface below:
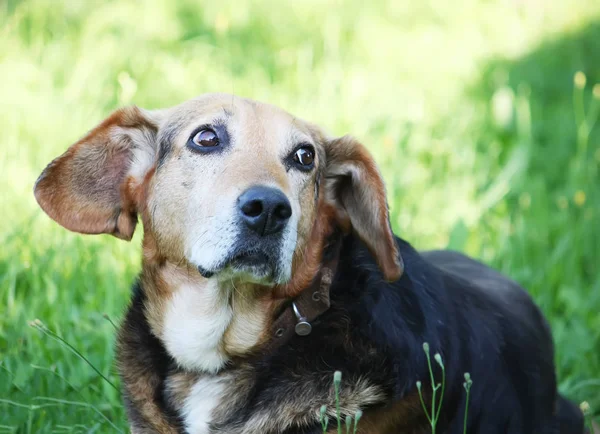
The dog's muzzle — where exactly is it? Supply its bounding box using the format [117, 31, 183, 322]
[198, 186, 293, 281]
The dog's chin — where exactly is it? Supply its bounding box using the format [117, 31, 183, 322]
[198, 251, 290, 285]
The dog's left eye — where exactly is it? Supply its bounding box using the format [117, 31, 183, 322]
[292, 146, 315, 169]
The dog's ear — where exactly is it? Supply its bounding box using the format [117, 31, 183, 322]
[34, 106, 163, 240]
[323, 135, 403, 281]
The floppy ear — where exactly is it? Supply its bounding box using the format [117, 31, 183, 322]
[323, 135, 403, 281]
[34, 106, 162, 240]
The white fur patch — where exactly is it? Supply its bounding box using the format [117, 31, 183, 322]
[162, 281, 232, 372]
[187, 211, 240, 273]
[182, 376, 227, 434]
[129, 137, 156, 179]
[112, 126, 157, 181]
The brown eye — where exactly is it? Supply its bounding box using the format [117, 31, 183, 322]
[293, 146, 315, 168]
[192, 128, 219, 148]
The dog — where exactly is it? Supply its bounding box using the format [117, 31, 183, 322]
[34, 94, 585, 433]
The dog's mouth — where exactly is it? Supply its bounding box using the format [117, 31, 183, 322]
[224, 248, 277, 282]
[228, 250, 271, 268]
[198, 247, 279, 282]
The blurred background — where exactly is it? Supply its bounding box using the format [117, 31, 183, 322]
[1, 0, 599, 431]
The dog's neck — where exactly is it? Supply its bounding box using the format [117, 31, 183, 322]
[139, 261, 272, 373]
[139, 235, 342, 373]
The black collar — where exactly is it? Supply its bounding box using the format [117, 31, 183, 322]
[267, 235, 343, 350]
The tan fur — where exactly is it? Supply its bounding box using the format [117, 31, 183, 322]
[121, 373, 179, 434]
[164, 371, 201, 411]
[273, 199, 338, 299]
[34, 93, 404, 433]
[355, 391, 428, 434]
[221, 288, 274, 356]
[324, 136, 403, 281]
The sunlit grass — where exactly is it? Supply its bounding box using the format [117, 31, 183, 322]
[1, 0, 599, 431]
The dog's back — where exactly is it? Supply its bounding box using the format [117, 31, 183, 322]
[422, 250, 584, 434]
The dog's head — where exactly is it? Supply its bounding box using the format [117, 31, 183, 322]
[34, 94, 402, 289]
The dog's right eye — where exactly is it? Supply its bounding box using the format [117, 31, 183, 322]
[193, 129, 219, 147]
[188, 128, 220, 151]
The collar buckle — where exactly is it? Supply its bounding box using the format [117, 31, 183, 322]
[292, 302, 312, 336]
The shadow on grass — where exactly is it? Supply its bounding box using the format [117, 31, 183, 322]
[472, 20, 600, 187]
[467, 20, 600, 418]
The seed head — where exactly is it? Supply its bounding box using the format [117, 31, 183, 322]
[463, 372, 473, 388]
[574, 190, 586, 207]
[574, 71, 587, 89]
[580, 401, 590, 415]
[355, 410, 363, 422]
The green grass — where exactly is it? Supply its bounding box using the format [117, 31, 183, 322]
[1, 0, 600, 431]
[319, 371, 362, 434]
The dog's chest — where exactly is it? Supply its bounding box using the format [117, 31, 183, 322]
[181, 376, 227, 434]
[162, 282, 233, 372]
[161, 280, 267, 373]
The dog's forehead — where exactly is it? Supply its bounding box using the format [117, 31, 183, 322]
[162, 93, 313, 142]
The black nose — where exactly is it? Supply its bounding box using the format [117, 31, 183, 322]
[238, 186, 292, 236]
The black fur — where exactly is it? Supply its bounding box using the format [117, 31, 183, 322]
[118, 283, 184, 431]
[119, 234, 584, 433]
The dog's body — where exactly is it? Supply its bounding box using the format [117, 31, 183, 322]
[34, 94, 584, 433]
[118, 235, 584, 434]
